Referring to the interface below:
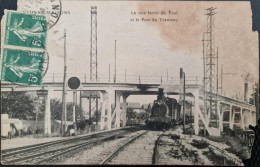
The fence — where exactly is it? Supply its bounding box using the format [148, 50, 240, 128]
[43, 73, 203, 85]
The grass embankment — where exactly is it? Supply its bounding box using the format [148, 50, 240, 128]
[207, 135, 250, 160]
[191, 138, 244, 165]
[203, 147, 236, 166]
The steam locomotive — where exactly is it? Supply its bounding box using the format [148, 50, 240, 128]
[145, 88, 182, 130]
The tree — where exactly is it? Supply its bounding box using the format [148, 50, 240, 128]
[138, 111, 150, 121]
[50, 99, 85, 121]
[50, 99, 63, 120]
[1, 92, 35, 120]
[127, 108, 137, 120]
[126, 108, 138, 125]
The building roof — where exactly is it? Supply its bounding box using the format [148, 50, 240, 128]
[142, 104, 152, 109]
[111, 103, 151, 109]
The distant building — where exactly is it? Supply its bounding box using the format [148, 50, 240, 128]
[111, 102, 145, 113]
[127, 103, 141, 109]
[142, 103, 153, 110]
[127, 103, 142, 113]
[178, 100, 193, 116]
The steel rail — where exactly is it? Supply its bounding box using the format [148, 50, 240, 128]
[100, 130, 148, 165]
[1, 127, 130, 158]
[34, 131, 130, 165]
[152, 133, 163, 165]
[2, 135, 94, 158]
[3, 131, 130, 165]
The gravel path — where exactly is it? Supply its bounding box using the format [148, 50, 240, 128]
[1, 136, 64, 150]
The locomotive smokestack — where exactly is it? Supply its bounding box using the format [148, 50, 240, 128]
[158, 88, 164, 100]
[244, 83, 248, 102]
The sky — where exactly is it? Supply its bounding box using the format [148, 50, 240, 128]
[16, 0, 259, 104]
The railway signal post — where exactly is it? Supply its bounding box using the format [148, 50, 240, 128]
[68, 77, 81, 133]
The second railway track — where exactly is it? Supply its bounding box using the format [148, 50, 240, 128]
[1, 127, 140, 165]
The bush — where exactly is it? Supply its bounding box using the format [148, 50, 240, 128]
[204, 148, 236, 166]
[184, 126, 195, 135]
[207, 136, 226, 143]
[225, 138, 250, 160]
[191, 139, 209, 149]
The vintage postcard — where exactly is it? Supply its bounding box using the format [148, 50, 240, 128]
[0, 0, 259, 166]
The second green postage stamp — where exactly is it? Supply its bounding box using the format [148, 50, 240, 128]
[1, 48, 45, 85]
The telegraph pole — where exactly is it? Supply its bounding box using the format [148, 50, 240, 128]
[183, 72, 186, 134]
[125, 68, 126, 83]
[109, 64, 110, 82]
[216, 47, 219, 129]
[114, 40, 117, 83]
[216, 47, 219, 95]
[220, 64, 236, 96]
[202, 32, 207, 136]
[221, 64, 223, 95]
[167, 69, 168, 81]
[61, 29, 67, 136]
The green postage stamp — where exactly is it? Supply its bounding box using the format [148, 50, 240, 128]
[0, 10, 48, 85]
[3, 11, 47, 49]
[1, 48, 45, 85]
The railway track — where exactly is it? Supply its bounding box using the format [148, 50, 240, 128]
[1, 127, 138, 165]
[152, 132, 163, 164]
[3, 125, 242, 165]
[98, 131, 162, 165]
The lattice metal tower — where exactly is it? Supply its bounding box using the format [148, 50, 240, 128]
[89, 6, 99, 124]
[90, 6, 98, 82]
[203, 7, 218, 126]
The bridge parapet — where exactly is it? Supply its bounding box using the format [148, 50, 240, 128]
[42, 73, 203, 85]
